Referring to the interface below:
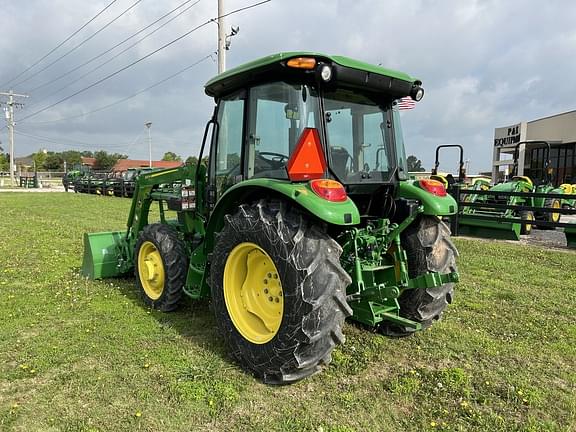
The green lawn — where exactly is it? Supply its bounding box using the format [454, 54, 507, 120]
[1, 193, 575, 431]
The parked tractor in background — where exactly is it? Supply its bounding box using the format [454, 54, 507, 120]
[112, 167, 158, 197]
[62, 170, 82, 192]
[560, 183, 576, 209]
[459, 141, 563, 239]
[82, 52, 459, 384]
[430, 144, 467, 197]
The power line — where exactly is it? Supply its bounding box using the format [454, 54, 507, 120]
[25, 0, 203, 111]
[0, 0, 120, 88]
[21, 54, 213, 125]
[15, 130, 137, 149]
[28, 0, 201, 95]
[11, 0, 144, 89]
[19, 0, 271, 123]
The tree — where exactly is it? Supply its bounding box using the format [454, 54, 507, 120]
[60, 150, 83, 167]
[162, 151, 182, 162]
[44, 153, 63, 170]
[32, 150, 48, 170]
[185, 155, 198, 166]
[407, 155, 425, 172]
[94, 151, 128, 171]
[0, 153, 8, 171]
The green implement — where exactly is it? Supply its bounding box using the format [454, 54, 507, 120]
[81, 231, 125, 279]
[459, 141, 564, 239]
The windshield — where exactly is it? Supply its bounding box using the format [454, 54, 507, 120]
[324, 89, 396, 183]
[247, 82, 319, 179]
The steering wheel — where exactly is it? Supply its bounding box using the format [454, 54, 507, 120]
[258, 151, 289, 164]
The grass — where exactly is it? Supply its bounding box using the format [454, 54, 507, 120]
[0, 192, 575, 432]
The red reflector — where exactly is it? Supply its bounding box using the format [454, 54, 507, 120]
[310, 179, 347, 202]
[287, 128, 326, 181]
[419, 179, 447, 197]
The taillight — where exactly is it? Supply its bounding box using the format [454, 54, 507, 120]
[310, 179, 347, 202]
[418, 179, 447, 197]
[286, 128, 326, 181]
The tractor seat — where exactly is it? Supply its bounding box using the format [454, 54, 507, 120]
[512, 176, 533, 187]
[430, 175, 448, 188]
[330, 146, 351, 180]
[560, 183, 573, 194]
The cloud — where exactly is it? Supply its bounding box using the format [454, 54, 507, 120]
[1, 0, 575, 171]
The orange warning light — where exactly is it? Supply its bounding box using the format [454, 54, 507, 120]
[286, 128, 327, 181]
[286, 57, 317, 69]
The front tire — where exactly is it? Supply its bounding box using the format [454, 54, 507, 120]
[537, 198, 561, 229]
[135, 224, 188, 311]
[545, 198, 561, 224]
[210, 201, 352, 384]
[380, 216, 458, 337]
[520, 210, 534, 235]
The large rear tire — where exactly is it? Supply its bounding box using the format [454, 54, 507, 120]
[380, 216, 458, 337]
[135, 224, 188, 312]
[210, 200, 352, 384]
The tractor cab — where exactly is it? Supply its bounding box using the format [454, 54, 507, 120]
[203, 52, 426, 217]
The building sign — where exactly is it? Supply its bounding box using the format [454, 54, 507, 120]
[494, 123, 521, 147]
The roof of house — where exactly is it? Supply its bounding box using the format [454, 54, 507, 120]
[112, 159, 183, 172]
[81, 157, 96, 166]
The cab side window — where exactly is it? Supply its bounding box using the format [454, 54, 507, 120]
[212, 94, 244, 197]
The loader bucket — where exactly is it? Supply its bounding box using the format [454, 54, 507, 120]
[81, 231, 126, 279]
[458, 216, 521, 241]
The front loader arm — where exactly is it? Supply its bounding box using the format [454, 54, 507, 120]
[115, 164, 206, 273]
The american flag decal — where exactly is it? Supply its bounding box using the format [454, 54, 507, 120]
[397, 96, 416, 110]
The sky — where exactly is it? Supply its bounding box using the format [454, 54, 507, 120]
[1, 0, 575, 173]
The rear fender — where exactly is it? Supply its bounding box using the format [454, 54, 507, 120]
[204, 179, 360, 254]
[398, 180, 457, 215]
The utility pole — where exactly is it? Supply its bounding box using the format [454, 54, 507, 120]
[217, 0, 240, 74]
[145, 122, 152, 167]
[217, 0, 226, 74]
[1, 90, 28, 186]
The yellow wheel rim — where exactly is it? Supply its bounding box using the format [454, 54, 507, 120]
[138, 241, 165, 300]
[552, 200, 561, 223]
[223, 242, 284, 344]
[525, 212, 534, 233]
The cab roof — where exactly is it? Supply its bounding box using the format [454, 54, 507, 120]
[204, 51, 419, 98]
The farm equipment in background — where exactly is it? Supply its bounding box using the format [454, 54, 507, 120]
[62, 170, 82, 192]
[459, 141, 564, 239]
[81, 52, 459, 384]
[112, 167, 158, 197]
[430, 144, 466, 197]
[70, 168, 159, 197]
[73, 172, 106, 194]
[560, 183, 576, 209]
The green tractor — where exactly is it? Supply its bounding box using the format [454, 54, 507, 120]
[82, 52, 459, 384]
[62, 170, 82, 192]
[460, 141, 563, 239]
[112, 167, 159, 197]
[560, 183, 576, 209]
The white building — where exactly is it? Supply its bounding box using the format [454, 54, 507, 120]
[492, 110, 576, 185]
